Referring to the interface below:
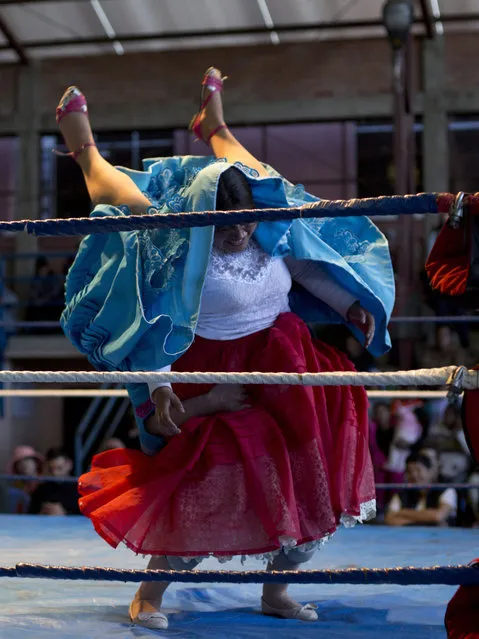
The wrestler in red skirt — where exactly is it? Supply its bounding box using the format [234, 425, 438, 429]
[445, 559, 479, 639]
[79, 313, 374, 558]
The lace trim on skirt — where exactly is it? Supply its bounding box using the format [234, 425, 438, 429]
[150, 498, 376, 564]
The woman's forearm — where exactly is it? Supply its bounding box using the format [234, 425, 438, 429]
[413, 508, 450, 525]
[396, 508, 447, 525]
[284, 257, 357, 319]
[171, 394, 215, 427]
[145, 385, 246, 436]
[386, 509, 423, 526]
[385, 511, 413, 526]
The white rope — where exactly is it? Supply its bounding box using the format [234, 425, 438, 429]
[367, 390, 448, 399]
[0, 389, 450, 398]
[0, 389, 128, 398]
[0, 366, 475, 387]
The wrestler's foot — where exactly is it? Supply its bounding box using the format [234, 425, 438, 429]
[129, 591, 168, 630]
[261, 594, 318, 622]
[262, 586, 318, 622]
[130, 555, 170, 629]
[189, 67, 228, 144]
[55, 86, 96, 161]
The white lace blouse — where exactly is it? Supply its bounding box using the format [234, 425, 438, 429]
[148, 241, 357, 397]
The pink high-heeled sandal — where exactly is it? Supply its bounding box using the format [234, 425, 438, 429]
[189, 67, 228, 145]
[54, 86, 96, 161]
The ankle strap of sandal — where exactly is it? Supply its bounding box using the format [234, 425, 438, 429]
[53, 141, 96, 162]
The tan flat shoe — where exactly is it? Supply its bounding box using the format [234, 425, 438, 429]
[129, 592, 168, 630]
[261, 597, 318, 622]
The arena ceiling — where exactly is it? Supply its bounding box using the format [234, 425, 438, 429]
[0, 0, 477, 64]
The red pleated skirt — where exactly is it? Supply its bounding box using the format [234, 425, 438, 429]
[78, 313, 375, 557]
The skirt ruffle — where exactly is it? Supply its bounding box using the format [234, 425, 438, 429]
[79, 313, 375, 557]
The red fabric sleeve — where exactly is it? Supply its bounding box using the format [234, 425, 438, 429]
[425, 222, 470, 297]
[445, 576, 479, 638]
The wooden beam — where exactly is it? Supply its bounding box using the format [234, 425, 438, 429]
[418, 0, 435, 39]
[0, 12, 28, 64]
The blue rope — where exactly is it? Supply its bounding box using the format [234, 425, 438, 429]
[0, 567, 16, 577]
[1, 563, 476, 585]
[0, 193, 440, 237]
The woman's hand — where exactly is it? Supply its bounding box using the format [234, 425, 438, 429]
[347, 302, 375, 348]
[207, 384, 251, 413]
[150, 386, 185, 438]
[145, 385, 250, 440]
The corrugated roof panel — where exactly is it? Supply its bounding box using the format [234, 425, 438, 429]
[441, 0, 479, 15]
[267, 0, 385, 25]
[28, 41, 123, 59]
[267, 0, 349, 25]
[330, 0, 386, 22]
[0, 49, 17, 64]
[120, 32, 272, 54]
[102, 0, 264, 36]
[0, 0, 478, 61]
[0, 1, 105, 43]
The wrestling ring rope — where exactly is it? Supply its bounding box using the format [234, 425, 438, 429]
[1, 191, 477, 634]
[0, 191, 469, 235]
[0, 365, 474, 389]
[0, 389, 456, 398]
[0, 563, 478, 586]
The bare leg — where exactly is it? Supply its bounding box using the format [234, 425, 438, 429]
[198, 69, 269, 178]
[262, 549, 318, 621]
[130, 555, 202, 628]
[57, 108, 151, 214]
[263, 564, 301, 611]
[129, 555, 171, 629]
[137, 555, 171, 601]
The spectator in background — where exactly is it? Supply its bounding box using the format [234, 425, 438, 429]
[84, 438, 127, 474]
[385, 452, 457, 527]
[0, 286, 19, 336]
[97, 437, 126, 454]
[425, 396, 449, 434]
[369, 402, 403, 515]
[426, 403, 472, 484]
[6, 445, 44, 497]
[417, 324, 474, 370]
[417, 446, 440, 478]
[383, 400, 424, 476]
[29, 448, 79, 516]
[426, 403, 476, 527]
[26, 257, 65, 326]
